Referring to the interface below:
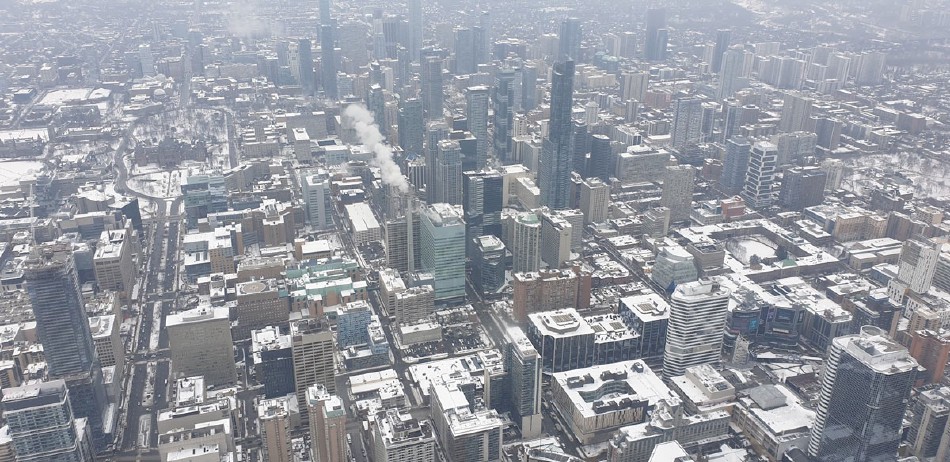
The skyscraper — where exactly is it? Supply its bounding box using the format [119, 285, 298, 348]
[718, 46, 748, 101]
[710, 29, 731, 73]
[407, 0, 423, 62]
[465, 86, 490, 169]
[2, 381, 94, 462]
[621, 71, 648, 102]
[808, 326, 918, 462]
[462, 169, 504, 256]
[493, 68, 516, 163]
[168, 306, 236, 387]
[24, 244, 108, 446]
[539, 60, 575, 210]
[780, 166, 827, 211]
[645, 8, 667, 61]
[434, 140, 463, 205]
[660, 165, 695, 223]
[670, 97, 703, 153]
[424, 121, 450, 203]
[454, 28, 475, 74]
[779, 92, 813, 133]
[522, 64, 539, 111]
[588, 134, 613, 182]
[291, 318, 336, 425]
[741, 141, 778, 210]
[308, 384, 347, 462]
[397, 98, 424, 155]
[419, 203, 467, 303]
[320, 24, 338, 100]
[719, 136, 751, 195]
[662, 278, 731, 379]
[297, 38, 315, 96]
[558, 17, 581, 61]
[506, 329, 543, 439]
[421, 53, 444, 120]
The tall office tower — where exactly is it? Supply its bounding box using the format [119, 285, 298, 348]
[385, 212, 421, 273]
[670, 97, 703, 153]
[700, 102, 718, 143]
[778, 92, 813, 133]
[372, 409, 436, 462]
[454, 28, 476, 74]
[420, 203, 466, 304]
[720, 98, 748, 142]
[259, 396, 295, 462]
[540, 211, 573, 268]
[718, 46, 748, 100]
[308, 384, 347, 462]
[662, 278, 731, 379]
[472, 235, 506, 295]
[621, 71, 648, 102]
[424, 121, 450, 202]
[291, 318, 335, 425]
[588, 134, 613, 181]
[506, 329, 543, 439]
[397, 98, 424, 155]
[462, 170, 504, 256]
[234, 279, 288, 340]
[826, 52, 851, 85]
[421, 53, 444, 120]
[710, 29, 731, 73]
[24, 245, 107, 445]
[301, 169, 334, 230]
[660, 165, 696, 223]
[539, 60, 575, 210]
[138, 43, 155, 77]
[558, 17, 582, 61]
[894, 238, 941, 297]
[251, 327, 295, 399]
[719, 137, 751, 195]
[741, 141, 778, 210]
[466, 86, 490, 169]
[434, 140, 463, 205]
[522, 64, 539, 111]
[510, 212, 542, 273]
[3, 381, 94, 462]
[477, 11, 491, 63]
[297, 38, 316, 96]
[808, 326, 918, 462]
[407, 0, 423, 62]
[579, 177, 610, 224]
[493, 68, 516, 163]
[321, 24, 338, 100]
[168, 306, 236, 387]
[338, 21, 369, 70]
[773, 131, 817, 166]
[853, 51, 886, 86]
[652, 246, 699, 293]
[572, 122, 590, 175]
[645, 8, 667, 61]
[618, 31, 637, 58]
[780, 166, 827, 211]
[906, 386, 950, 460]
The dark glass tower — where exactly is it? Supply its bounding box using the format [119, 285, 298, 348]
[558, 17, 581, 61]
[421, 51, 444, 121]
[808, 326, 918, 462]
[710, 29, 731, 73]
[397, 98, 424, 155]
[538, 60, 574, 210]
[492, 68, 515, 163]
[320, 24, 338, 100]
[588, 134, 612, 182]
[297, 38, 315, 96]
[719, 136, 751, 195]
[645, 8, 667, 61]
[462, 170, 504, 257]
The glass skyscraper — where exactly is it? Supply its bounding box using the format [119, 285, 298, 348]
[538, 60, 575, 210]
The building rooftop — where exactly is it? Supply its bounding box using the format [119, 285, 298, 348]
[552, 360, 680, 419]
[739, 384, 814, 435]
[620, 293, 670, 323]
[167, 305, 229, 327]
[528, 308, 595, 338]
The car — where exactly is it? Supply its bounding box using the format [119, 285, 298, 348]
[347, 434, 352, 445]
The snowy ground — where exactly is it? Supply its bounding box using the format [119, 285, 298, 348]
[0, 160, 43, 186]
[126, 162, 184, 199]
[843, 152, 950, 200]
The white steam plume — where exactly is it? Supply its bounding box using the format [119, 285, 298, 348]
[344, 104, 410, 193]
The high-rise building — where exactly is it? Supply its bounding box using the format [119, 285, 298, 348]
[512, 268, 591, 323]
[509, 211, 542, 273]
[234, 279, 288, 340]
[24, 244, 108, 445]
[579, 177, 609, 224]
[540, 211, 573, 268]
[907, 386, 950, 460]
[407, 0, 423, 62]
[434, 140, 463, 205]
[397, 98, 424, 155]
[773, 131, 817, 166]
[808, 326, 918, 462]
[778, 92, 812, 133]
[522, 64, 539, 111]
[372, 409, 436, 462]
[710, 29, 731, 73]
[853, 51, 886, 86]
[168, 306, 236, 387]
[425, 121, 451, 203]
[660, 165, 696, 223]
[492, 69, 516, 163]
[588, 134, 612, 181]
[718, 45, 748, 100]
[454, 28, 475, 75]
[670, 97, 703, 153]
[308, 384, 347, 462]
[430, 378, 505, 462]
[297, 38, 315, 96]
[321, 24, 338, 99]
[2, 381, 94, 462]
[506, 329, 543, 439]
[93, 228, 134, 297]
[621, 71, 648, 102]
[645, 8, 668, 61]
[421, 53, 444, 120]
[462, 169, 504, 256]
[539, 60, 575, 210]
[779, 166, 827, 211]
[259, 395, 296, 462]
[419, 203, 466, 303]
[741, 141, 778, 210]
[663, 279, 730, 379]
[472, 235, 506, 296]
[251, 327, 295, 399]
[291, 318, 336, 424]
[652, 246, 699, 293]
[301, 169, 334, 230]
[466, 86, 490, 169]
[385, 211, 422, 274]
[719, 137, 751, 195]
[572, 121, 590, 176]
[558, 17, 581, 61]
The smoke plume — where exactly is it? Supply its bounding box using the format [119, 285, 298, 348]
[343, 104, 410, 193]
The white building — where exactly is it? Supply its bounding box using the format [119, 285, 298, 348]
[663, 279, 730, 379]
